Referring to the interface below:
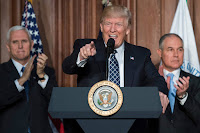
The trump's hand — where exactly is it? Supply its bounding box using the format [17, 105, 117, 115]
[79, 41, 96, 61]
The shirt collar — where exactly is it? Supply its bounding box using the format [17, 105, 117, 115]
[163, 68, 180, 82]
[115, 42, 125, 55]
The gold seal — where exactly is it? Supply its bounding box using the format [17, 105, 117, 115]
[88, 80, 123, 116]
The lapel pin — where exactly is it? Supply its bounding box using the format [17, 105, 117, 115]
[130, 56, 134, 60]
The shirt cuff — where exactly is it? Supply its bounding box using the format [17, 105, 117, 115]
[15, 79, 25, 92]
[178, 92, 188, 105]
[38, 74, 49, 89]
[76, 52, 87, 67]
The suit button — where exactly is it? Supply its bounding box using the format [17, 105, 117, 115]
[171, 119, 174, 124]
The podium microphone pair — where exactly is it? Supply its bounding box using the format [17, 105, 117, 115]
[106, 38, 115, 80]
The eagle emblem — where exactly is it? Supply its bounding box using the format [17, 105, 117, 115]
[88, 80, 123, 116]
[98, 89, 114, 108]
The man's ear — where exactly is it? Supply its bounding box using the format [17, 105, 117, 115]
[100, 23, 103, 32]
[157, 49, 162, 58]
[126, 28, 130, 35]
[6, 43, 11, 53]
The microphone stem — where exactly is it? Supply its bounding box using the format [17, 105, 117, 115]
[106, 54, 109, 81]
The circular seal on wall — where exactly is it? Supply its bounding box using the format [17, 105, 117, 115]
[88, 80, 123, 116]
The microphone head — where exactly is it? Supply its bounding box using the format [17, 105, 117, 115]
[107, 38, 115, 48]
[107, 38, 115, 54]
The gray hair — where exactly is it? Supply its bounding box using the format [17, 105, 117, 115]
[159, 33, 184, 50]
[7, 25, 32, 42]
[100, 5, 132, 27]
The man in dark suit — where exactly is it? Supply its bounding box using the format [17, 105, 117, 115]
[62, 5, 168, 133]
[0, 26, 57, 133]
[157, 33, 200, 133]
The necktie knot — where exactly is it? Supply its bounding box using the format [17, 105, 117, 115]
[21, 66, 25, 73]
[167, 73, 174, 79]
[113, 50, 117, 54]
[110, 50, 117, 56]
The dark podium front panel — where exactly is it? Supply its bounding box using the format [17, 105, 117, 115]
[48, 87, 162, 133]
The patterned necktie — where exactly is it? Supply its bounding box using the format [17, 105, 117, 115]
[167, 73, 176, 113]
[21, 67, 29, 102]
[109, 50, 120, 86]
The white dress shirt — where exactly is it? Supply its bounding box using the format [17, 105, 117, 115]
[12, 59, 49, 92]
[163, 68, 188, 105]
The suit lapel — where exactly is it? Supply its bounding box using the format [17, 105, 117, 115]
[180, 70, 185, 77]
[94, 38, 106, 79]
[179, 70, 190, 77]
[124, 42, 136, 86]
[5, 59, 20, 80]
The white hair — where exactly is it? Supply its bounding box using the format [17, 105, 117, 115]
[7, 25, 32, 42]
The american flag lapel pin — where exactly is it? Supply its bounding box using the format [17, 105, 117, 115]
[130, 56, 134, 60]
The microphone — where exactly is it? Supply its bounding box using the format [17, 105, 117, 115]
[107, 38, 115, 56]
[106, 38, 115, 80]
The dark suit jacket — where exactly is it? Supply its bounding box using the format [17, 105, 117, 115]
[159, 70, 200, 133]
[62, 38, 168, 94]
[62, 38, 168, 133]
[0, 59, 57, 133]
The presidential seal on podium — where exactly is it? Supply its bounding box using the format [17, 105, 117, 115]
[88, 81, 123, 116]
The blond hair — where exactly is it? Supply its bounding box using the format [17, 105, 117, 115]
[100, 5, 132, 27]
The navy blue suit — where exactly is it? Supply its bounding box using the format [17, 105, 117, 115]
[62, 38, 168, 133]
[159, 70, 200, 133]
[63, 38, 167, 93]
[0, 60, 57, 133]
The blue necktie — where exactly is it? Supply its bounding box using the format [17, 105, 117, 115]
[21, 67, 31, 133]
[109, 50, 120, 86]
[21, 67, 29, 102]
[167, 73, 176, 113]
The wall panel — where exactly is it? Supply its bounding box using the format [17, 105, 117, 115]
[136, 0, 161, 65]
[1, 0, 200, 87]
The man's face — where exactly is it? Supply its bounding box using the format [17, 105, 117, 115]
[6, 30, 33, 64]
[157, 36, 184, 72]
[100, 17, 130, 48]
